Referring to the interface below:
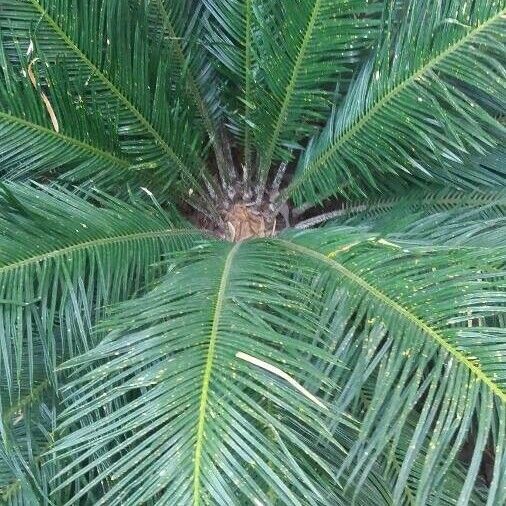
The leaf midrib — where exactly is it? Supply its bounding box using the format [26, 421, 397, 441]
[193, 242, 240, 505]
[243, 0, 253, 171]
[154, 0, 216, 142]
[0, 228, 200, 501]
[1, 380, 50, 425]
[0, 380, 51, 500]
[278, 239, 506, 403]
[281, 8, 506, 201]
[0, 229, 199, 275]
[28, 0, 195, 177]
[0, 110, 129, 168]
[260, 0, 322, 177]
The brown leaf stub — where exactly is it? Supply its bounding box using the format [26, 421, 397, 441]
[225, 203, 272, 241]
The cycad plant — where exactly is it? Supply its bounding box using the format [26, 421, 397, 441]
[0, 0, 505, 504]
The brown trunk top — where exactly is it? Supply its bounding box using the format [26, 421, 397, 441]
[224, 203, 273, 241]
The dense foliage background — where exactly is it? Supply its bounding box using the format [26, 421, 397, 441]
[0, 0, 505, 504]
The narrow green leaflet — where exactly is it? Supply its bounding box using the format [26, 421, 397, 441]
[0, 183, 203, 504]
[144, 0, 234, 184]
[0, 0, 206, 195]
[278, 201, 506, 504]
[55, 241, 391, 505]
[203, 0, 256, 175]
[253, 0, 382, 186]
[284, 0, 506, 205]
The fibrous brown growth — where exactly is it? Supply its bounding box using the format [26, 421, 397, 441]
[224, 203, 274, 241]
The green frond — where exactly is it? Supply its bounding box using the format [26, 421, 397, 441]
[143, 0, 232, 180]
[0, 337, 72, 504]
[50, 198, 506, 504]
[1, 381, 102, 505]
[0, 33, 132, 189]
[253, 0, 382, 184]
[0, 1, 504, 503]
[283, 0, 506, 205]
[319, 186, 506, 229]
[203, 0, 255, 173]
[1, 394, 58, 505]
[276, 205, 506, 504]
[0, 0, 207, 195]
[376, 403, 489, 505]
[0, 182, 202, 393]
[295, 185, 506, 230]
[54, 240, 392, 505]
[145, 0, 220, 128]
[0, 183, 204, 503]
[366, 191, 506, 247]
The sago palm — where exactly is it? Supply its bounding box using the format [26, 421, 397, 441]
[0, 0, 505, 504]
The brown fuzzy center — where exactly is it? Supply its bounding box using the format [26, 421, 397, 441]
[224, 203, 274, 241]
